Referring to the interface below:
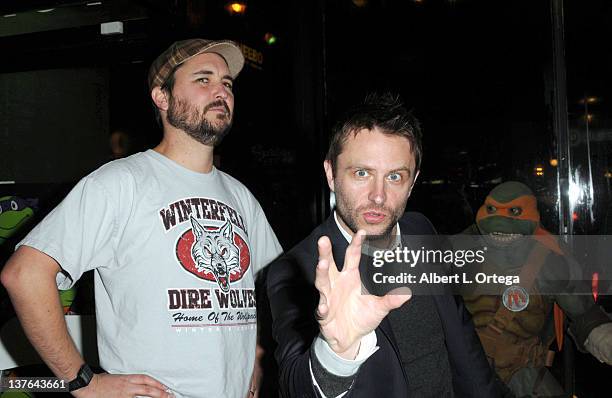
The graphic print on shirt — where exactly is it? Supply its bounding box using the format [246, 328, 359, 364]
[159, 197, 257, 330]
[189, 217, 239, 292]
[176, 217, 248, 292]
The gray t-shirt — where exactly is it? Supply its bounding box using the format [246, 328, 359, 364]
[19, 150, 283, 398]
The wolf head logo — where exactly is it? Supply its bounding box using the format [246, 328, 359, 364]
[190, 216, 241, 292]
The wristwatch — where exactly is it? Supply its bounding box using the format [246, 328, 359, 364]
[68, 364, 94, 391]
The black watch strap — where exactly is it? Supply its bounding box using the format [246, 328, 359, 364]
[68, 364, 94, 392]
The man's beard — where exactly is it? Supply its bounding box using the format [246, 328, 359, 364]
[166, 95, 232, 146]
[335, 184, 406, 240]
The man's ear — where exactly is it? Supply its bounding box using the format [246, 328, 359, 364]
[151, 87, 169, 112]
[408, 170, 420, 197]
[323, 160, 335, 192]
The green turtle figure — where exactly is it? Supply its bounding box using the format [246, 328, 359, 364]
[461, 181, 612, 397]
[0, 197, 35, 246]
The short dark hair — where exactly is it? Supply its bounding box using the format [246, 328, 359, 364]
[325, 92, 423, 174]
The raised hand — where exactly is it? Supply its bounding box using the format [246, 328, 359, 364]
[73, 373, 175, 398]
[314, 230, 411, 360]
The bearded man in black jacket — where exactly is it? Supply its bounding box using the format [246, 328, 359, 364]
[267, 93, 499, 397]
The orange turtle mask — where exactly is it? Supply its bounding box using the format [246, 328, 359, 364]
[476, 181, 540, 236]
[476, 181, 562, 254]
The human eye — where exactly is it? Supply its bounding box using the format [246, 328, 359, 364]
[196, 77, 209, 84]
[223, 81, 233, 90]
[387, 172, 402, 182]
[354, 169, 369, 178]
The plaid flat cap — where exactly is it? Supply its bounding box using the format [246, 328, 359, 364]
[148, 39, 244, 90]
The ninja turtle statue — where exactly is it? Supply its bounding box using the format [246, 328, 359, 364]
[460, 181, 612, 397]
[0, 196, 35, 246]
[0, 197, 76, 398]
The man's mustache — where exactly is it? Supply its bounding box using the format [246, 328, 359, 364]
[203, 100, 230, 115]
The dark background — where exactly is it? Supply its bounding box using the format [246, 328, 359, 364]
[1, 0, 610, 396]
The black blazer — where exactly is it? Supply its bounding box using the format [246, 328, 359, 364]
[267, 212, 499, 397]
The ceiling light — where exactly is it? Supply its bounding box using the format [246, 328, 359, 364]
[227, 2, 246, 14]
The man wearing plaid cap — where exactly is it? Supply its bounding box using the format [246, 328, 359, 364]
[2, 39, 282, 398]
